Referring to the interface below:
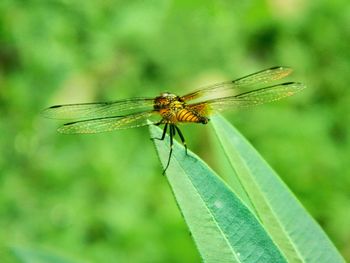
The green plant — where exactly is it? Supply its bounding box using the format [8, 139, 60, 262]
[150, 115, 345, 263]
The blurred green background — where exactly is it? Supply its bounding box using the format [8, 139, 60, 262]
[1, 0, 350, 262]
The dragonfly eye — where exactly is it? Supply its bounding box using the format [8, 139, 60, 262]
[160, 92, 177, 99]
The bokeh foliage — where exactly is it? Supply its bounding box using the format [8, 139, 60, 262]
[1, 0, 349, 262]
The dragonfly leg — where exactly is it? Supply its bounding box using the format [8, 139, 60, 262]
[151, 122, 168, 141]
[163, 124, 174, 175]
[154, 121, 162, 126]
[174, 125, 188, 155]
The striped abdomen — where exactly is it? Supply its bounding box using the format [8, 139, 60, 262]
[176, 109, 208, 124]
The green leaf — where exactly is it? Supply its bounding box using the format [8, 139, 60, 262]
[149, 124, 287, 263]
[11, 246, 82, 263]
[210, 114, 345, 263]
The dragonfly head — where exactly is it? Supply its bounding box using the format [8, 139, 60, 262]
[154, 92, 181, 110]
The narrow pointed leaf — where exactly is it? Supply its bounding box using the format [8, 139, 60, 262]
[149, 124, 287, 263]
[211, 114, 345, 263]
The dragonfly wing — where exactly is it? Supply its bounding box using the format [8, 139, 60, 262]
[57, 110, 159, 134]
[200, 82, 306, 112]
[42, 97, 155, 120]
[181, 66, 293, 102]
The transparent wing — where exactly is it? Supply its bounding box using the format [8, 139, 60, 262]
[193, 82, 306, 113]
[57, 110, 159, 134]
[181, 66, 293, 102]
[42, 97, 155, 120]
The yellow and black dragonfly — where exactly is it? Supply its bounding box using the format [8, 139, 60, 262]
[43, 66, 305, 173]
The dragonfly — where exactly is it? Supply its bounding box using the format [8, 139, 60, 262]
[43, 66, 305, 174]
